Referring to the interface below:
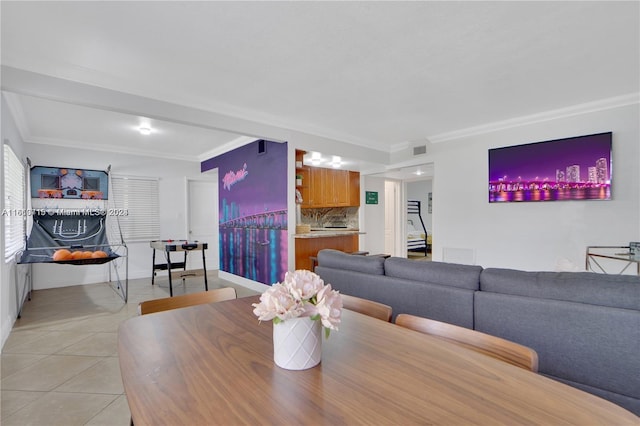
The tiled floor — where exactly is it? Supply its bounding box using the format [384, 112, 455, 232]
[1, 273, 259, 426]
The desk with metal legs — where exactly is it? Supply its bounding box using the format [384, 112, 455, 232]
[586, 245, 640, 275]
[150, 240, 208, 296]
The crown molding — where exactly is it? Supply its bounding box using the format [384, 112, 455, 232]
[24, 136, 200, 162]
[2, 91, 32, 141]
[197, 135, 260, 162]
[428, 93, 640, 144]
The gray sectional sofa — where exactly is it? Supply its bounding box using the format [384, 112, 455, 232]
[315, 249, 640, 416]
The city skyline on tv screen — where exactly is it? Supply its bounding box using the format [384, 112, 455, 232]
[488, 132, 612, 203]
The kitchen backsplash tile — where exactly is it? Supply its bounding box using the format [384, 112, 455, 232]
[300, 207, 359, 229]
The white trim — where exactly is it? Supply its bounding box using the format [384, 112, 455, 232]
[218, 270, 270, 293]
[429, 93, 640, 144]
[197, 136, 259, 162]
[2, 92, 31, 141]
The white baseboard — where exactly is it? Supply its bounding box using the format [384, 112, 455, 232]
[1, 315, 15, 351]
[218, 271, 269, 293]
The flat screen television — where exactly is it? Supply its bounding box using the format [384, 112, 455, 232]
[488, 132, 612, 203]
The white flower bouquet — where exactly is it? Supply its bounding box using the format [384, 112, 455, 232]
[252, 270, 343, 338]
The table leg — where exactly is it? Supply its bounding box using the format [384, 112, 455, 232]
[167, 250, 173, 297]
[182, 252, 188, 288]
[151, 249, 156, 285]
[202, 248, 208, 291]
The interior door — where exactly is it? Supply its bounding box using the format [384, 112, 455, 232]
[187, 178, 219, 270]
[384, 180, 397, 256]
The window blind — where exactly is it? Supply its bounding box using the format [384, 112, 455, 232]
[111, 176, 160, 241]
[4, 144, 25, 261]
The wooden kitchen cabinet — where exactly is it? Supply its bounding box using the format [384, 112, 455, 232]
[295, 149, 360, 208]
[305, 167, 359, 208]
[349, 171, 360, 206]
[295, 234, 359, 270]
[332, 169, 350, 206]
[309, 167, 326, 206]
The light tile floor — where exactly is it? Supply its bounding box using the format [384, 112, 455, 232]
[1, 273, 258, 426]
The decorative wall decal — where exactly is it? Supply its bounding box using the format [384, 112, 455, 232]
[222, 163, 249, 191]
[202, 140, 288, 285]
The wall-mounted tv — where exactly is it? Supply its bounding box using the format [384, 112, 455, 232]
[489, 132, 612, 203]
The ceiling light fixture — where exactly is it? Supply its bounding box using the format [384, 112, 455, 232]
[138, 126, 152, 135]
[310, 152, 323, 166]
[330, 156, 342, 168]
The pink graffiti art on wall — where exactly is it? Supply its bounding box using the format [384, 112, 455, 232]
[223, 163, 249, 191]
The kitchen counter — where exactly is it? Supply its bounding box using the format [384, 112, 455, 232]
[294, 229, 364, 238]
[294, 231, 361, 270]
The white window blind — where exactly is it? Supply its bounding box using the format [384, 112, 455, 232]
[4, 144, 25, 261]
[111, 176, 160, 241]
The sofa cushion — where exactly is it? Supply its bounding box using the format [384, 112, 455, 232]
[480, 268, 640, 310]
[316, 249, 385, 275]
[384, 257, 482, 290]
[474, 291, 640, 415]
[316, 266, 475, 327]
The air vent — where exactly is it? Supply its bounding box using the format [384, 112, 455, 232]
[413, 145, 427, 156]
[257, 140, 267, 155]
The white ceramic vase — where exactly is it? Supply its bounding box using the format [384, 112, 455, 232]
[273, 316, 322, 370]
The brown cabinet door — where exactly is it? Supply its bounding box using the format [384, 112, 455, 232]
[309, 167, 326, 207]
[295, 235, 359, 270]
[303, 167, 360, 208]
[349, 171, 360, 206]
[332, 169, 350, 206]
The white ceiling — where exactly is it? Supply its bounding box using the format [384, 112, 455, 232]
[1, 2, 638, 174]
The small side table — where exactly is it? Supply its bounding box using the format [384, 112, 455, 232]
[585, 246, 640, 275]
[150, 240, 209, 296]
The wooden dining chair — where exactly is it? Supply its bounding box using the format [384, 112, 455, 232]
[341, 293, 393, 322]
[395, 314, 539, 372]
[138, 287, 237, 315]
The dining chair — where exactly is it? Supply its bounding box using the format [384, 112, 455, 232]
[138, 287, 237, 315]
[341, 293, 393, 322]
[395, 314, 539, 372]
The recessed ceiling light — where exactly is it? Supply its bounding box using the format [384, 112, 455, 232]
[309, 152, 323, 165]
[138, 126, 152, 135]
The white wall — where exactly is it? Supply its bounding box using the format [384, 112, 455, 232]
[24, 144, 203, 288]
[429, 103, 639, 271]
[1, 94, 27, 348]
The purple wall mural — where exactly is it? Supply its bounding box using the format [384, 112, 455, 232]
[201, 140, 288, 285]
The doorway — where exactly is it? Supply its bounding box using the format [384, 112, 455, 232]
[406, 179, 433, 259]
[187, 175, 219, 271]
[379, 165, 433, 259]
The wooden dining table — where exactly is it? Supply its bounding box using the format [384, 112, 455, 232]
[118, 295, 638, 425]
